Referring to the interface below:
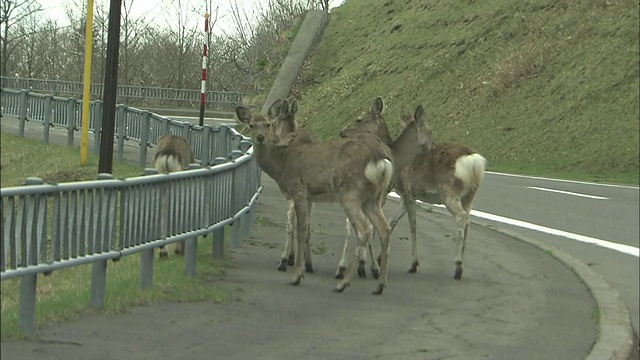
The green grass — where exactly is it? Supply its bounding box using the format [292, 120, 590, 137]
[0, 132, 143, 187]
[290, 0, 639, 185]
[0, 234, 232, 339]
[0, 134, 235, 338]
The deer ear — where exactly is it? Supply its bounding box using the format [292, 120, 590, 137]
[373, 97, 384, 114]
[289, 99, 299, 117]
[280, 99, 290, 117]
[235, 106, 252, 125]
[414, 105, 425, 125]
[268, 99, 283, 118]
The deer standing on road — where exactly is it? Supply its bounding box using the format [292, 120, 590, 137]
[340, 106, 487, 280]
[236, 97, 429, 294]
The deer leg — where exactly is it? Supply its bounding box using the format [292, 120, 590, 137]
[174, 240, 186, 255]
[389, 198, 407, 232]
[443, 193, 469, 280]
[335, 201, 372, 293]
[336, 218, 351, 279]
[304, 201, 314, 273]
[289, 197, 310, 286]
[368, 227, 380, 279]
[363, 201, 391, 295]
[402, 195, 419, 273]
[278, 200, 296, 271]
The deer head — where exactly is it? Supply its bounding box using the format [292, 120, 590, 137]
[236, 105, 274, 144]
[339, 96, 393, 144]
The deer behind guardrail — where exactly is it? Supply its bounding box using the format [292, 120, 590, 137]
[153, 134, 195, 258]
[340, 106, 487, 280]
[236, 98, 429, 294]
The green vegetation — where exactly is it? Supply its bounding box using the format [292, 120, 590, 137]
[0, 133, 143, 187]
[0, 234, 231, 338]
[0, 133, 233, 338]
[292, 0, 639, 184]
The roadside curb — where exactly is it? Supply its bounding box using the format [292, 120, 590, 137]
[387, 194, 635, 360]
[476, 222, 635, 360]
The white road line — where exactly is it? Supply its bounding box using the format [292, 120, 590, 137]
[387, 192, 640, 258]
[487, 171, 639, 189]
[526, 186, 609, 200]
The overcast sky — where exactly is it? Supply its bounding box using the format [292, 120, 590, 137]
[36, 0, 345, 35]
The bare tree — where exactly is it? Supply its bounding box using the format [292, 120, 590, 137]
[0, 0, 42, 76]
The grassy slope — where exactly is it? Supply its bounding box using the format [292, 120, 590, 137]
[294, 0, 639, 184]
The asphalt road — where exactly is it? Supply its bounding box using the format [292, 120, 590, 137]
[468, 172, 640, 339]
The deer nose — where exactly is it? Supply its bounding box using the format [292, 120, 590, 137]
[256, 134, 265, 143]
[339, 130, 348, 138]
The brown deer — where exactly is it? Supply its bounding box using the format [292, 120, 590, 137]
[236, 97, 430, 294]
[153, 134, 195, 258]
[337, 100, 433, 279]
[267, 98, 319, 273]
[340, 107, 487, 280]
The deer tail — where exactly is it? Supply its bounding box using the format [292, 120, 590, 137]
[154, 154, 184, 174]
[364, 159, 393, 196]
[455, 153, 487, 191]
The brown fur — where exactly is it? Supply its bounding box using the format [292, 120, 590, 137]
[340, 103, 487, 279]
[152, 135, 195, 258]
[236, 97, 433, 294]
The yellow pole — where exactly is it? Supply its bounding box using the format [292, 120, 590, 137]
[80, 0, 95, 166]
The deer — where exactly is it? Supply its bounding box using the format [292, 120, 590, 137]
[235, 97, 430, 294]
[153, 134, 195, 258]
[267, 98, 319, 273]
[336, 99, 433, 279]
[339, 106, 487, 280]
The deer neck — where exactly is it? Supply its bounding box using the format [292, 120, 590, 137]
[389, 125, 420, 171]
[253, 141, 288, 180]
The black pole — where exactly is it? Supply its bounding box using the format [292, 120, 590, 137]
[98, 0, 122, 174]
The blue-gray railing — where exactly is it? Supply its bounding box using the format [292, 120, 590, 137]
[1, 88, 243, 167]
[1, 77, 246, 110]
[0, 88, 262, 334]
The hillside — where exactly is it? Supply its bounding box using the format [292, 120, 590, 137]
[291, 0, 639, 184]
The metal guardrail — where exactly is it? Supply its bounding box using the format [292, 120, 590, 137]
[0, 88, 262, 334]
[1, 88, 245, 167]
[1, 77, 247, 110]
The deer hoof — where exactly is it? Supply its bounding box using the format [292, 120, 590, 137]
[454, 267, 463, 280]
[372, 283, 386, 295]
[371, 268, 380, 279]
[408, 262, 419, 273]
[288, 274, 303, 286]
[287, 254, 295, 266]
[277, 259, 288, 272]
[335, 267, 346, 279]
[357, 260, 366, 278]
[333, 283, 350, 293]
[305, 263, 314, 274]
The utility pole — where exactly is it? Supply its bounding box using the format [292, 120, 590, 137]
[98, 0, 122, 174]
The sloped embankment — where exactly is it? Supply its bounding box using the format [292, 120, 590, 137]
[293, 0, 639, 183]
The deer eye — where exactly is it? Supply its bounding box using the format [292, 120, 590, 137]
[356, 119, 362, 123]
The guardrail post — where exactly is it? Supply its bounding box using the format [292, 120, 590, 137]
[18, 90, 28, 137]
[17, 177, 44, 334]
[90, 173, 114, 308]
[239, 140, 253, 238]
[93, 100, 103, 153]
[184, 164, 201, 278]
[43, 95, 53, 144]
[139, 111, 151, 167]
[211, 157, 228, 258]
[66, 98, 76, 147]
[116, 105, 126, 162]
[200, 125, 213, 166]
[139, 168, 158, 289]
[230, 150, 244, 248]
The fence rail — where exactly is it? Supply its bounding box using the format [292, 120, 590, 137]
[0, 88, 261, 334]
[1, 77, 247, 110]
